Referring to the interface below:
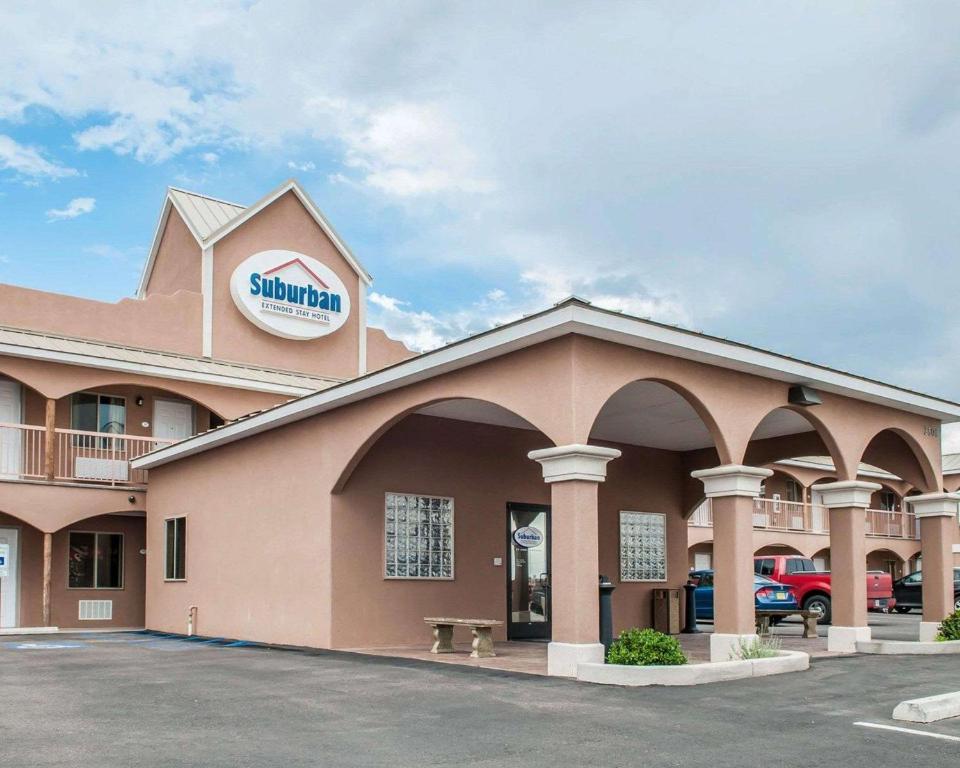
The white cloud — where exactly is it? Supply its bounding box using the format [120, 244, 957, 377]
[201, 152, 219, 165]
[337, 102, 495, 196]
[46, 197, 96, 221]
[287, 160, 316, 172]
[0, 134, 77, 181]
[6, 4, 960, 397]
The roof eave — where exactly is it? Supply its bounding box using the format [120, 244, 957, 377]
[132, 301, 960, 471]
[204, 179, 373, 285]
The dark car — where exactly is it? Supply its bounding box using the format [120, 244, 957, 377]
[689, 569, 798, 621]
[892, 568, 960, 613]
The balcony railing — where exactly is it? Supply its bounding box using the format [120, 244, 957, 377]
[752, 498, 830, 533]
[0, 422, 177, 487]
[689, 498, 918, 540]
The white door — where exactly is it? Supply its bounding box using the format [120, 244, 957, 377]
[0, 527, 18, 628]
[0, 380, 22, 478]
[153, 400, 195, 442]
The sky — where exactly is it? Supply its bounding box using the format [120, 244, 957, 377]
[3, 2, 960, 446]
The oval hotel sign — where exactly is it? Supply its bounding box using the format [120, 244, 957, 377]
[230, 250, 351, 340]
[512, 526, 544, 549]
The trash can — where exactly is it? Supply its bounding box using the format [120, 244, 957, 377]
[652, 588, 681, 634]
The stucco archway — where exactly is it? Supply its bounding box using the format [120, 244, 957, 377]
[859, 427, 940, 493]
[332, 396, 556, 494]
[743, 406, 848, 479]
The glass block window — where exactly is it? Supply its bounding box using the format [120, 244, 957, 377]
[384, 493, 454, 579]
[619, 511, 667, 582]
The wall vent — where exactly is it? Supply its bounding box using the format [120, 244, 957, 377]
[78, 600, 113, 621]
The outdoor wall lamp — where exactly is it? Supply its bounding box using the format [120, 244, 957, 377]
[135, 395, 144, 406]
[788, 385, 822, 407]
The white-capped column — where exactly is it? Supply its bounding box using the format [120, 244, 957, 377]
[907, 493, 960, 641]
[691, 464, 773, 662]
[812, 480, 881, 652]
[528, 444, 621, 677]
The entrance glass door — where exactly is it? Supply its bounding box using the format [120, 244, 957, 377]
[507, 503, 551, 640]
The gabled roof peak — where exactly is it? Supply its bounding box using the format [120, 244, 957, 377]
[137, 178, 372, 298]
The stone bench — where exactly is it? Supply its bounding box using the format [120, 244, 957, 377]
[424, 617, 504, 658]
[755, 610, 819, 639]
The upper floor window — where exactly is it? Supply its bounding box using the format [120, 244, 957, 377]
[785, 479, 803, 503]
[72, 393, 126, 435]
[68, 531, 123, 589]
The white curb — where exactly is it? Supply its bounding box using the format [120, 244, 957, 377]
[893, 692, 960, 723]
[856, 639, 960, 655]
[576, 650, 809, 686]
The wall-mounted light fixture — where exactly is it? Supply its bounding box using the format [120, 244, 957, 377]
[788, 385, 822, 407]
[135, 395, 144, 407]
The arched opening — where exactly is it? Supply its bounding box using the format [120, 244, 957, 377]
[53, 511, 146, 629]
[811, 547, 831, 571]
[588, 379, 727, 462]
[688, 541, 713, 571]
[866, 547, 906, 580]
[588, 378, 725, 633]
[744, 406, 846, 477]
[860, 428, 939, 493]
[333, 397, 553, 494]
[755, 544, 805, 557]
[330, 396, 558, 648]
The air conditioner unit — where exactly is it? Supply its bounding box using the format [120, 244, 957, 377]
[75, 457, 129, 482]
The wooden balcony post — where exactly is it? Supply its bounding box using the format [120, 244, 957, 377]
[44, 399, 56, 481]
[42, 532, 52, 626]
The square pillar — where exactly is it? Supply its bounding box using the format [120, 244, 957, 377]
[691, 464, 773, 661]
[529, 444, 621, 677]
[812, 480, 880, 652]
[908, 493, 960, 641]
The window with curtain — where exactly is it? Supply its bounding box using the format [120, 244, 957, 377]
[68, 532, 123, 589]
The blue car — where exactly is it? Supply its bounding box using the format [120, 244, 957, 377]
[689, 569, 798, 620]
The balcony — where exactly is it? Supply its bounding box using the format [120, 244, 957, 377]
[689, 498, 919, 539]
[0, 422, 176, 487]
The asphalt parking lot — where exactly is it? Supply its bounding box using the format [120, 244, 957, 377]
[1, 630, 958, 768]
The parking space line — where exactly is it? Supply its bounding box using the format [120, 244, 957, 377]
[854, 722, 960, 743]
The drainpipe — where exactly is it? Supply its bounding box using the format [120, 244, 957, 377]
[187, 605, 198, 636]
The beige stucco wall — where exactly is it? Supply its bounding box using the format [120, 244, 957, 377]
[144, 416, 333, 647]
[0, 284, 203, 357]
[209, 191, 364, 379]
[140, 331, 951, 649]
[0, 512, 146, 628]
[143, 208, 202, 298]
[0, 358, 289, 421]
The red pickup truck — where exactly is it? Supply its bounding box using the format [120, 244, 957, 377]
[753, 556, 894, 624]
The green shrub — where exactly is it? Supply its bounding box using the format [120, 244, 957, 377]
[606, 628, 687, 666]
[734, 635, 782, 659]
[936, 609, 960, 641]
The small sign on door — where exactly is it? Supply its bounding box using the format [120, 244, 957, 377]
[0, 543, 9, 578]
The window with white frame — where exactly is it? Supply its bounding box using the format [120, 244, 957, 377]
[384, 493, 453, 579]
[619, 511, 667, 582]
